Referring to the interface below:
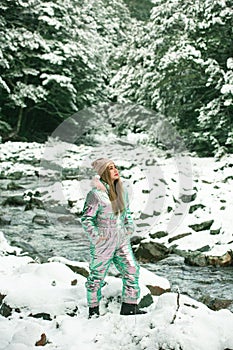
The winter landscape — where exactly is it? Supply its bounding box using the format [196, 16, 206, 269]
[1, 0, 233, 349]
[0, 138, 233, 349]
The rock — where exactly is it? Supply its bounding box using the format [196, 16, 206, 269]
[66, 306, 79, 317]
[35, 333, 48, 346]
[8, 171, 23, 180]
[25, 197, 44, 210]
[196, 245, 211, 253]
[130, 236, 144, 245]
[138, 293, 153, 308]
[66, 264, 89, 278]
[140, 212, 153, 219]
[168, 232, 192, 243]
[149, 231, 168, 239]
[68, 199, 77, 208]
[180, 192, 197, 203]
[223, 175, 233, 183]
[0, 302, 12, 317]
[29, 312, 52, 321]
[184, 252, 208, 267]
[146, 285, 170, 296]
[188, 219, 214, 232]
[134, 241, 169, 263]
[0, 215, 11, 225]
[7, 181, 24, 190]
[0, 293, 6, 304]
[71, 279, 78, 286]
[158, 178, 168, 185]
[10, 241, 47, 262]
[199, 295, 233, 311]
[32, 215, 50, 226]
[207, 251, 233, 267]
[189, 203, 205, 214]
[210, 228, 221, 235]
[137, 222, 150, 227]
[185, 251, 233, 267]
[3, 195, 25, 206]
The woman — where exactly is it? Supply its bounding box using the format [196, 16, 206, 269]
[81, 157, 146, 318]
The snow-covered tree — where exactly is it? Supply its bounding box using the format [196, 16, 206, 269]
[110, 0, 233, 156]
[0, 0, 132, 141]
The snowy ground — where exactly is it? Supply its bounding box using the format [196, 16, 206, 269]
[0, 235, 233, 350]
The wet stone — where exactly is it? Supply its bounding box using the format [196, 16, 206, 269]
[149, 231, 168, 239]
[168, 232, 192, 243]
[188, 220, 214, 232]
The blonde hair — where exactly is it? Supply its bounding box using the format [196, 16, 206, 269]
[101, 165, 125, 216]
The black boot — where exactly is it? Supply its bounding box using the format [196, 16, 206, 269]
[120, 302, 147, 315]
[88, 305, 100, 319]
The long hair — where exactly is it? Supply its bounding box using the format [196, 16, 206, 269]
[101, 166, 125, 216]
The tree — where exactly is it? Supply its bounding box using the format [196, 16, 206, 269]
[110, 0, 233, 156]
[0, 0, 132, 141]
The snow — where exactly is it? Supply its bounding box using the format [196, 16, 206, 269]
[0, 235, 233, 350]
[221, 84, 233, 94]
[0, 141, 233, 349]
[1, 141, 232, 256]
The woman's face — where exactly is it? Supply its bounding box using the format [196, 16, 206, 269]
[108, 162, 119, 181]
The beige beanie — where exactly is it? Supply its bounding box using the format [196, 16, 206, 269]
[91, 157, 114, 176]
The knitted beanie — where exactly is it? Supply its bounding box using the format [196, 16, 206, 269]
[91, 157, 114, 176]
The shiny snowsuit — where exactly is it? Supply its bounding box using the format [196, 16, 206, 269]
[81, 178, 140, 308]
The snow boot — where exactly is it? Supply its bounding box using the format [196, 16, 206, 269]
[120, 302, 147, 315]
[88, 306, 100, 319]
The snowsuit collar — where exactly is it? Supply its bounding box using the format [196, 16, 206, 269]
[91, 176, 110, 193]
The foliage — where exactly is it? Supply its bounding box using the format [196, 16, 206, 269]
[0, 0, 131, 141]
[110, 0, 233, 156]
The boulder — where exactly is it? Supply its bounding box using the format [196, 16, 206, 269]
[168, 232, 192, 243]
[3, 195, 25, 206]
[189, 203, 205, 214]
[188, 219, 214, 232]
[184, 252, 208, 267]
[199, 294, 233, 311]
[7, 182, 24, 190]
[149, 231, 168, 239]
[134, 241, 169, 263]
[32, 215, 50, 226]
[210, 228, 221, 235]
[0, 215, 11, 225]
[180, 192, 197, 203]
[184, 250, 233, 267]
[207, 251, 233, 267]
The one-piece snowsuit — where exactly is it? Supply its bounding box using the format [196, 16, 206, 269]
[81, 177, 140, 308]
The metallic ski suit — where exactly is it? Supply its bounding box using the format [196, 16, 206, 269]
[81, 178, 140, 308]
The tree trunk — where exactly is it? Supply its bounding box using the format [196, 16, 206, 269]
[16, 106, 24, 134]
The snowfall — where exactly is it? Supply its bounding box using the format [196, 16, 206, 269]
[0, 136, 233, 350]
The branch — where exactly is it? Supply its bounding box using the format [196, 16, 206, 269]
[171, 286, 180, 324]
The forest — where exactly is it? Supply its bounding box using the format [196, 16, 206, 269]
[0, 0, 232, 156]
